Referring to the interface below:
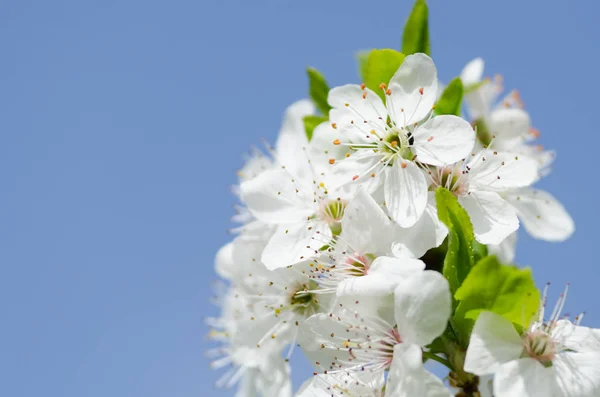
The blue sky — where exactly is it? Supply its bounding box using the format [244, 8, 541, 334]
[1, 1, 598, 396]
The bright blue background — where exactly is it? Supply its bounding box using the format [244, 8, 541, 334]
[1, 1, 597, 396]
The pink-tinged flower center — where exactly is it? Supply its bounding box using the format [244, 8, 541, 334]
[523, 331, 556, 366]
[430, 165, 469, 197]
[345, 254, 373, 277]
[380, 327, 403, 368]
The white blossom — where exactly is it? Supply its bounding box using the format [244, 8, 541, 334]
[299, 271, 451, 378]
[240, 102, 352, 269]
[428, 149, 538, 244]
[306, 189, 427, 297]
[327, 53, 475, 227]
[460, 58, 575, 245]
[208, 30, 588, 397]
[464, 286, 600, 397]
[206, 285, 292, 397]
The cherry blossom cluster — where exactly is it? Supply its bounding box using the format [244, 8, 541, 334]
[207, 4, 599, 396]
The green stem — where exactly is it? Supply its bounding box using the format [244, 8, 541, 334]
[422, 351, 453, 370]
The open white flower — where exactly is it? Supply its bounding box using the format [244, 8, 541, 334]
[461, 57, 517, 130]
[307, 189, 427, 297]
[429, 149, 538, 244]
[300, 271, 451, 378]
[239, 103, 351, 269]
[232, 99, 315, 236]
[206, 285, 292, 397]
[328, 53, 475, 227]
[224, 227, 333, 361]
[295, 345, 451, 397]
[464, 286, 600, 397]
[240, 163, 349, 269]
[460, 58, 574, 246]
[460, 58, 554, 170]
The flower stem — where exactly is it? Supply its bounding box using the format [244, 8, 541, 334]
[422, 351, 453, 370]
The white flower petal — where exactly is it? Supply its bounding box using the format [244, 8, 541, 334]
[469, 151, 539, 191]
[237, 148, 273, 184]
[459, 191, 519, 245]
[387, 53, 437, 125]
[336, 273, 396, 297]
[487, 230, 517, 263]
[336, 293, 396, 323]
[423, 371, 453, 397]
[391, 192, 448, 259]
[215, 242, 235, 280]
[328, 107, 377, 145]
[262, 222, 331, 269]
[384, 160, 428, 228]
[493, 358, 557, 397]
[328, 84, 387, 131]
[298, 313, 356, 366]
[275, 99, 314, 172]
[554, 351, 600, 397]
[297, 372, 384, 397]
[518, 144, 555, 176]
[252, 355, 292, 397]
[341, 189, 396, 254]
[478, 375, 495, 397]
[370, 256, 426, 278]
[488, 108, 530, 142]
[551, 320, 600, 352]
[394, 271, 451, 346]
[412, 115, 475, 166]
[464, 312, 524, 375]
[464, 81, 497, 120]
[309, 121, 349, 166]
[232, 316, 291, 360]
[240, 168, 315, 223]
[461, 57, 484, 86]
[230, 230, 273, 282]
[331, 150, 384, 194]
[504, 188, 574, 242]
[275, 99, 316, 178]
[338, 256, 425, 297]
[295, 376, 332, 397]
[385, 344, 427, 397]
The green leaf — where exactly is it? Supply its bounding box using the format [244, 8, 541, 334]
[303, 115, 327, 141]
[307, 67, 332, 116]
[472, 240, 488, 264]
[435, 187, 475, 294]
[361, 49, 406, 101]
[453, 256, 540, 346]
[435, 77, 464, 116]
[402, 0, 430, 56]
